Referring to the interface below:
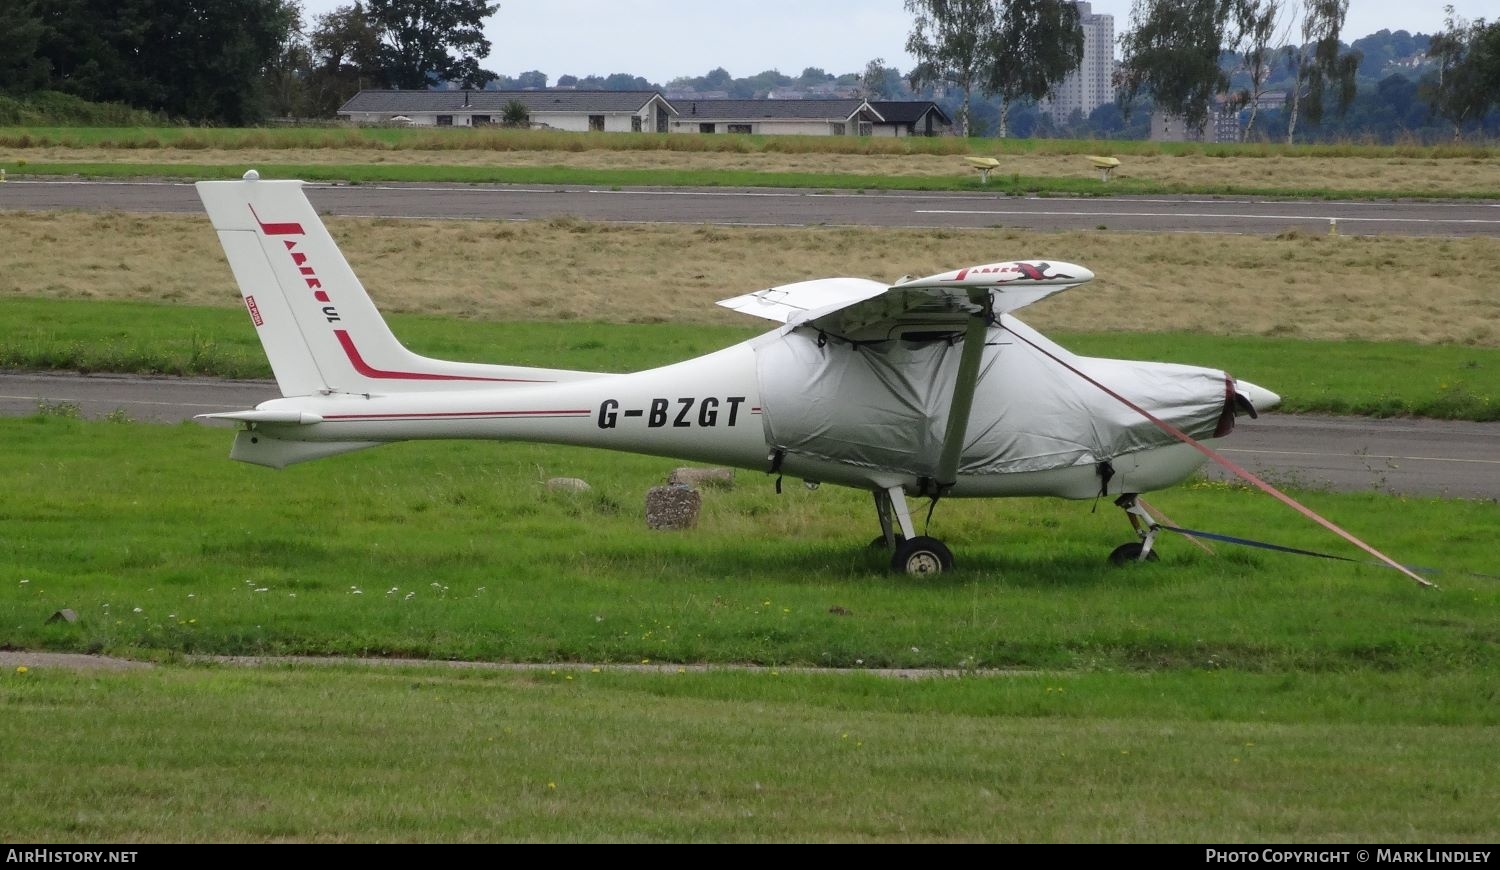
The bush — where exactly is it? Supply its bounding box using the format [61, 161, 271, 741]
[0, 91, 168, 126]
[501, 100, 530, 128]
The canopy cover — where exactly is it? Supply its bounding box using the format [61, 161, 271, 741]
[755, 317, 1231, 478]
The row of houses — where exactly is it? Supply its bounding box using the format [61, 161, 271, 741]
[337, 90, 953, 138]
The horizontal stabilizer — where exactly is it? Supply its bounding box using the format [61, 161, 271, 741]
[198, 409, 325, 425]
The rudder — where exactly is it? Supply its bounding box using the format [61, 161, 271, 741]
[197, 173, 588, 397]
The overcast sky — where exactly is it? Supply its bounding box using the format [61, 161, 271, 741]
[297, 0, 1496, 85]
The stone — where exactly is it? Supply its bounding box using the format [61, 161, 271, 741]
[645, 484, 701, 530]
[667, 467, 734, 489]
[546, 477, 592, 493]
[47, 609, 78, 624]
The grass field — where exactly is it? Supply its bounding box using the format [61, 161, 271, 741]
[2, 415, 1497, 841]
[4, 664, 1497, 842]
[3, 416, 1495, 668]
[4, 125, 1500, 197]
[3, 142, 1498, 841]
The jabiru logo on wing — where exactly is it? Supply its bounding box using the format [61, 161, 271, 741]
[250, 206, 342, 324]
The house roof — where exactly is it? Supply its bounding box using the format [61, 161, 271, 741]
[338, 90, 675, 115]
[676, 99, 884, 123]
[868, 101, 953, 127]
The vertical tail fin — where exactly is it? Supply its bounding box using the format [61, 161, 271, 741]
[196, 173, 587, 397]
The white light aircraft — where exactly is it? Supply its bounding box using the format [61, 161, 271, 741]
[196, 173, 1280, 575]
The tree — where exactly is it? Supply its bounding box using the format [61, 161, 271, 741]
[1422, 6, 1500, 140]
[1283, 0, 1360, 144]
[702, 67, 733, 90]
[601, 72, 655, 91]
[263, 2, 311, 118]
[798, 67, 833, 87]
[905, 0, 995, 136]
[1352, 29, 1428, 79]
[1231, 0, 1288, 140]
[556, 74, 578, 87]
[32, 0, 296, 124]
[726, 79, 758, 99]
[514, 69, 547, 89]
[307, 3, 386, 116]
[1118, 0, 1239, 134]
[366, 0, 499, 89]
[0, 0, 51, 94]
[860, 58, 902, 99]
[986, 0, 1084, 138]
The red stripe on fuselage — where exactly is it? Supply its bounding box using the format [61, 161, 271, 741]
[334, 330, 551, 383]
[323, 410, 589, 420]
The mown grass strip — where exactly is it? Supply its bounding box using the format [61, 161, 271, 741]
[5, 125, 1497, 160]
[10, 160, 1500, 201]
[1, 298, 1494, 419]
[6, 211, 1494, 348]
[2, 664, 1497, 842]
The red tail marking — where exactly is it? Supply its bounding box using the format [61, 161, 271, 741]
[333, 330, 551, 383]
[249, 205, 304, 237]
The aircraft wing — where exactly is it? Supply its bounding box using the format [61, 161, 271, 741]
[715, 277, 890, 325]
[717, 261, 1092, 342]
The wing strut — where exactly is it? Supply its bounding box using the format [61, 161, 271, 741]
[933, 304, 992, 493]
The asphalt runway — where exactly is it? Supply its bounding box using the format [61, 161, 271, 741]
[3, 371, 1495, 500]
[5, 178, 1500, 237]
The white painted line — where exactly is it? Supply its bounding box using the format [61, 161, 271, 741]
[1219, 447, 1500, 465]
[914, 208, 1500, 226]
[0, 394, 233, 409]
[1033, 195, 1500, 210]
[9, 179, 188, 187]
[309, 184, 562, 195]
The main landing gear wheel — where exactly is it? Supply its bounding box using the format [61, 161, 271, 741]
[873, 487, 951, 575]
[1108, 542, 1160, 566]
[892, 536, 954, 576]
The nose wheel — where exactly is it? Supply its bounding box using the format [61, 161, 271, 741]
[1111, 494, 1161, 565]
[1108, 541, 1159, 565]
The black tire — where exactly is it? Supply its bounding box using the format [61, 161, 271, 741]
[1108, 542, 1160, 566]
[891, 536, 954, 576]
[869, 534, 907, 550]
